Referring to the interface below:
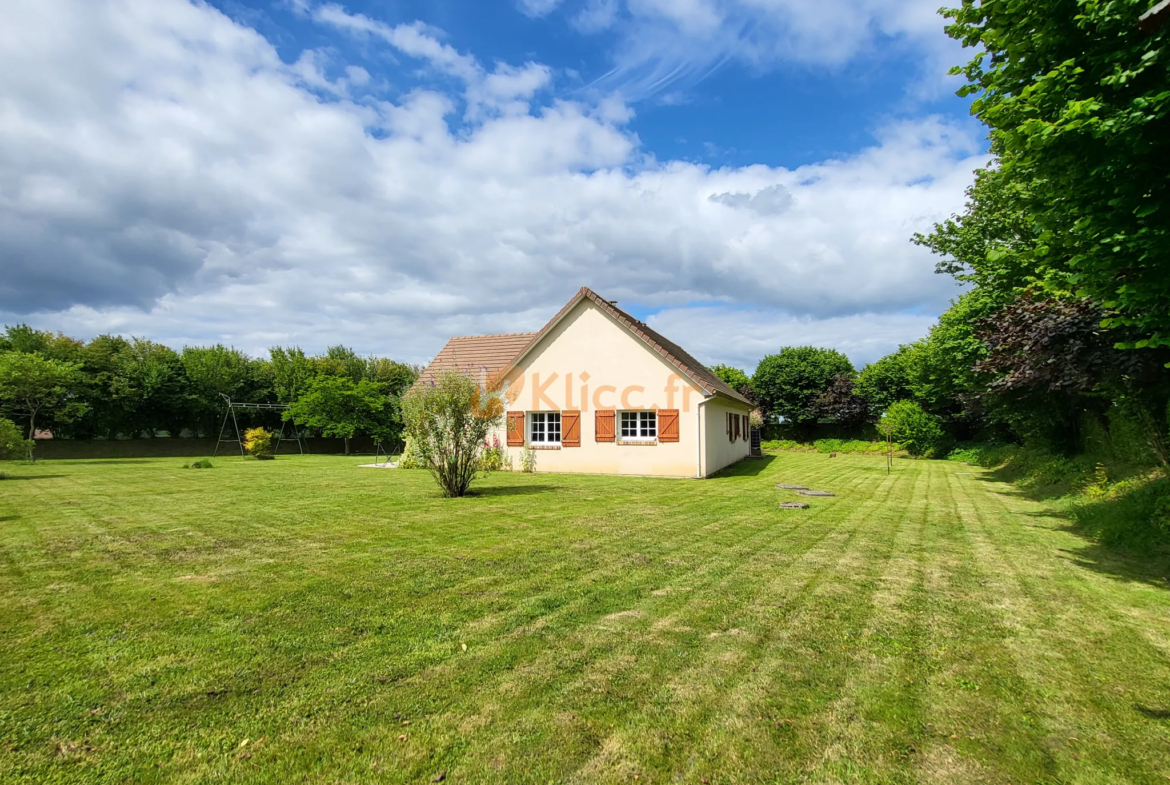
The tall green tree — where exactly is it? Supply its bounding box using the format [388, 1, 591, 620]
[0, 351, 84, 454]
[109, 339, 190, 437]
[270, 347, 316, 404]
[285, 376, 399, 454]
[857, 345, 917, 415]
[944, 0, 1170, 350]
[710, 364, 750, 391]
[752, 347, 855, 433]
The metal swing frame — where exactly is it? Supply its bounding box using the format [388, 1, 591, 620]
[213, 394, 308, 458]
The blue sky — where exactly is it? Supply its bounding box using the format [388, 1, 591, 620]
[0, 0, 987, 370]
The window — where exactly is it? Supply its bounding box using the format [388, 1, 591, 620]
[529, 412, 561, 444]
[620, 410, 657, 441]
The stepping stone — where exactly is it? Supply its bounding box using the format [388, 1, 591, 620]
[775, 484, 809, 490]
[797, 490, 835, 497]
[779, 502, 810, 509]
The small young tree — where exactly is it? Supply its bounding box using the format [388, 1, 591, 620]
[879, 400, 944, 458]
[243, 427, 275, 459]
[401, 370, 503, 497]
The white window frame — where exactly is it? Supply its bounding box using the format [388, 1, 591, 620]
[619, 410, 657, 442]
[529, 411, 561, 446]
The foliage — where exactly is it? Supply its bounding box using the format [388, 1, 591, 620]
[285, 376, 400, 453]
[761, 438, 901, 454]
[520, 446, 537, 474]
[244, 427, 275, 459]
[269, 347, 317, 404]
[401, 370, 503, 497]
[857, 345, 916, 415]
[878, 401, 945, 457]
[710, 364, 750, 391]
[478, 434, 507, 472]
[0, 417, 32, 461]
[809, 375, 870, 428]
[182, 458, 214, 469]
[943, 0, 1170, 351]
[108, 339, 190, 437]
[0, 350, 85, 449]
[752, 347, 855, 431]
[398, 436, 424, 469]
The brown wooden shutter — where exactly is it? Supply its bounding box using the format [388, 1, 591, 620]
[733, 412, 741, 442]
[595, 409, 615, 442]
[742, 414, 749, 437]
[562, 411, 581, 447]
[507, 411, 525, 447]
[658, 409, 679, 442]
[726, 412, 732, 439]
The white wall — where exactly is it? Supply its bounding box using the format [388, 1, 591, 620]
[700, 397, 753, 477]
[491, 298, 718, 477]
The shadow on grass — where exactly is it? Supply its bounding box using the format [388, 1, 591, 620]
[713, 455, 776, 478]
[1135, 705, 1170, 720]
[974, 474, 1170, 590]
[0, 516, 18, 522]
[469, 485, 560, 497]
[0, 475, 67, 481]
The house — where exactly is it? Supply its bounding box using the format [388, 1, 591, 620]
[415, 287, 755, 478]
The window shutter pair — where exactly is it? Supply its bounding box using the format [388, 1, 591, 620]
[508, 410, 581, 447]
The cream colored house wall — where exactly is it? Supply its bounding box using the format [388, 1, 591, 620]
[701, 397, 753, 476]
[491, 298, 721, 478]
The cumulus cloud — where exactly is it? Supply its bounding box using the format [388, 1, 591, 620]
[0, 0, 980, 366]
[646, 307, 941, 371]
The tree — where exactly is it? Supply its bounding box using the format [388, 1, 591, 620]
[752, 347, 855, 433]
[810, 375, 870, 429]
[0, 417, 32, 461]
[270, 347, 316, 404]
[285, 376, 397, 454]
[710, 364, 750, 391]
[0, 351, 84, 455]
[943, 0, 1170, 351]
[401, 370, 503, 497]
[878, 401, 945, 458]
[181, 345, 252, 435]
[108, 339, 190, 437]
[857, 346, 916, 415]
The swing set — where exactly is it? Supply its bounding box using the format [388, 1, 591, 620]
[213, 394, 308, 458]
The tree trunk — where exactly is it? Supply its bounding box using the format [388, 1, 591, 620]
[27, 406, 37, 462]
[344, 436, 350, 455]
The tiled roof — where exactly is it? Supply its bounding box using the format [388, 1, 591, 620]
[412, 332, 538, 388]
[414, 287, 754, 407]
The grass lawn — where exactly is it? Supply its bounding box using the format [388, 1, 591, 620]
[2, 454, 1169, 784]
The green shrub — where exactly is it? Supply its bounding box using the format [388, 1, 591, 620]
[0, 417, 32, 461]
[182, 458, 214, 469]
[243, 427, 275, 459]
[763, 438, 901, 454]
[1071, 473, 1170, 551]
[878, 401, 944, 457]
[944, 443, 1020, 467]
[398, 436, 424, 469]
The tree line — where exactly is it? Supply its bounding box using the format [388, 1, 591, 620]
[0, 325, 418, 453]
[713, 0, 1170, 468]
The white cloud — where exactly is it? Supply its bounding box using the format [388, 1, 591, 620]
[0, 0, 980, 368]
[646, 307, 942, 371]
[517, 0, 564, 17]
[582, 0, 964, 100]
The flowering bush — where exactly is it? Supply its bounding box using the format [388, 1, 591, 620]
[478, 434, 506, 472]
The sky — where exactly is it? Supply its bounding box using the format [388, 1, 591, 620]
[0, 0, 988, 372]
